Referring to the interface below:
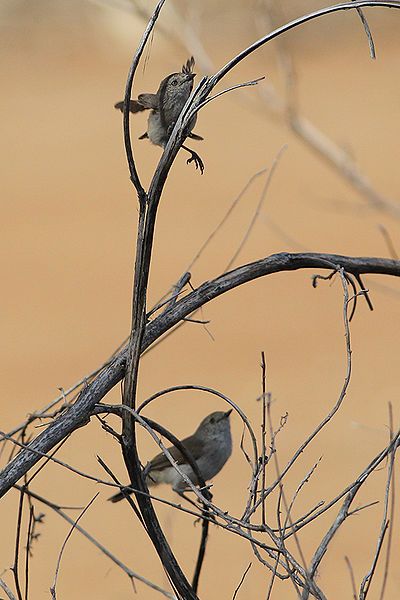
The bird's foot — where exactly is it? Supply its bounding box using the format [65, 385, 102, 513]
[182, 145, 205, 174]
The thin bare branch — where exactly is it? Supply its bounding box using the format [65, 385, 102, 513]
[0, 579, 17, 600]
[353, 2, 376, 59]
[345, 555, 358, 600]
[232, 563, 252, 600]
[185, 168, 267, 273]
[260, 352, 267, 527]
[196, 77, 265, 110]
[157, 0, 400, 219]
[265, 381, 307, 597]
[223, 145, 287, 272]
[11, 488, 24, 600]
[286, 430, 400, 539]
[3, 354, 119, 441]
[358, 523, 389, 600]
[1, 432, 122, 490]
[247, 267, 354, 522]
[14, 484, 176, 599]
[379, 404, 396, 600]
[120, 0, 166, 200]
[24, 505, 34, 600]
[378, 225, 399, 260]
[207, 3, 400, 88]
[359, 412, 398, 599]
[137, 383, 258, 474]
[50, 494, 99, 599]
[283, 458, 322, 533]
[298, 428, 400, 600]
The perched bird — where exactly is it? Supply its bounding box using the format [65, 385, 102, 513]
[115, 57, 204, 173]
[109, 410, 232, 502]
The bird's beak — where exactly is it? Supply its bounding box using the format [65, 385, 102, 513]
[185, 73, 196, 81]
[224, 409, 233, 418]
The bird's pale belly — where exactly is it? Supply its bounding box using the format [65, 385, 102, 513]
[147, 112, 166, 147]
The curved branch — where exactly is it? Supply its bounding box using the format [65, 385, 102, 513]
[138, 385, 259, 474]
[143, 253, 400, 349]
[121, 0, 165, 202]
[176, 2, 400, 141]
[209, 1, 400, 87]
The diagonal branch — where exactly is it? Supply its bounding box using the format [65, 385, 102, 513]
[0, 252, 399, 497]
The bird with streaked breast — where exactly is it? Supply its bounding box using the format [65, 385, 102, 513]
[109, 410, 232, 502]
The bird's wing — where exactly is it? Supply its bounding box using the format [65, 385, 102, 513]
[114, 100, 145, 113]
[137, 93, 158, 109]
[114, 94, 158, 114]
[148, 434, 205, 472]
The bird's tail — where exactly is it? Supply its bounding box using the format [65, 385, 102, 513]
[108, 475, 157, 503]
[108, 487, 133, 503]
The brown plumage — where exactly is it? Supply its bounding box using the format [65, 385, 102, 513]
[114, 57, 204, 173]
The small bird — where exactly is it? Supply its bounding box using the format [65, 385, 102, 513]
[109, 410, 232, 502]
[115, 57, 204, 173]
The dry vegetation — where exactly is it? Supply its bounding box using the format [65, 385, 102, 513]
[1, 1, 400, 598]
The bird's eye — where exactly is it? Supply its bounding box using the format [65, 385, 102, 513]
[172, 79, 178, 86]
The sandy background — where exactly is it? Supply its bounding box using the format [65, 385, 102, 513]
[1, 1, 400, 598]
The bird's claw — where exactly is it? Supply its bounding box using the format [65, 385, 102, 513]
[186, 152, 205, 175]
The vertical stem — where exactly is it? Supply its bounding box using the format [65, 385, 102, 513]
[119, 3, 198, 588]
[122, 207, 147, 438]
[261, 351, 267, 526]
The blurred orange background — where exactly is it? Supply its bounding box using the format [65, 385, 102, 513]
[1, 1, 400, 598]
